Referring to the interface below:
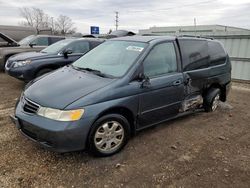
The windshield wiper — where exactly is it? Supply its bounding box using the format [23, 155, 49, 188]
[72, 65, 113, 78]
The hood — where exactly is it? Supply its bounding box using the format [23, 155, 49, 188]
[9, 51, 56, 61]
[24, 66, 114, 109]
[0, 32, 19, 47]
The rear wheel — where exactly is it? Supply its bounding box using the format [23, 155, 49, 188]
[36, 68, 53, 78]
[204, 88, 221, 112]
[88, 114, 130, 157]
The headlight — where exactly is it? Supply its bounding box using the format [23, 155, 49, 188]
[13, 59, 32, 68]
[37, 107, 84, 121]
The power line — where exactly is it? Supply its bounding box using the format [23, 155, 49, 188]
[126, 0, 218, 13]
[77, 0, 217, 20]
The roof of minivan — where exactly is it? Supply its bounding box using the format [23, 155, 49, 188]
[111, 35, 214, 43]
[111, 35, 176, 43]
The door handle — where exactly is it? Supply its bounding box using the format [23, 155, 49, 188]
[173, 80, 181, 86]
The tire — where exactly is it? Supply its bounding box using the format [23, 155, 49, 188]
[204, 88, 221, 112]
[88, 114, 130, 157]
[36, 68, 53, 78]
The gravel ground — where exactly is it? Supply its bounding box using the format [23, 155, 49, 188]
[0, 73, 249, 188]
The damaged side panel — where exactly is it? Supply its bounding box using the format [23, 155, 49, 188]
[177, 38, 230, 112]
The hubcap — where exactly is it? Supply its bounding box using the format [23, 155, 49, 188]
[212, 94, 220, 111]
[94, 121, 124, 153]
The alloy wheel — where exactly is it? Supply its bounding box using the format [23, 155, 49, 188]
[94, 121, 124, 153]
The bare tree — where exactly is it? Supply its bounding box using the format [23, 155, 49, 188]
[55, 15, 76, 35]
[19, 7, 51, 33]
[19, 7, 76, 35]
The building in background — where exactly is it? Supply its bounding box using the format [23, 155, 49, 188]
[139, 25, 250, 81]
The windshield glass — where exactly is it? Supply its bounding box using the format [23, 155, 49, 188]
[19, 35, 36, 45]
[41, 39, 72, 54]
[73, 41, 147, 77]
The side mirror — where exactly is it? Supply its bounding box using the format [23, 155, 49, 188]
[63, 48, 73, 58]
[29, 43, 36, 48]
[138, 73, 150, 88]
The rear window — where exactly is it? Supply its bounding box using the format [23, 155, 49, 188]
[32, 37, 49, 46]
[179, 39, 209, 71]
[50, 37, 64, 44]
[208, 41, 227, 66]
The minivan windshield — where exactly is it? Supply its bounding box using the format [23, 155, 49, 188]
[41, 39, 72, 54]
[19, 35, 36, 45]
[73, 41, 147, 77]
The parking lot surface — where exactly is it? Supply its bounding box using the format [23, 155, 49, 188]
[0, 73, 249, 188]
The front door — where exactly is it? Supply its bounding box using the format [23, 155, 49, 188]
[61, 41, 90, 66]
[138, 42, 184, 128]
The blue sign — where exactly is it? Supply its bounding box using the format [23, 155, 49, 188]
[90, 26, 100, 34]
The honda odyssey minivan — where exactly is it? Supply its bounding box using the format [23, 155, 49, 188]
[11, 36, 231, 157]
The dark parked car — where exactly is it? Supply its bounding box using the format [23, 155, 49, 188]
[5, 38, 105, 81]
[11, 36, 231, 157]
[0, 34, 65, 70]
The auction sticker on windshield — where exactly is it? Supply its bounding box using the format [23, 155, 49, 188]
[126, 46, 144, 52]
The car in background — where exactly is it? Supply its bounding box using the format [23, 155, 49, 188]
[5, 38, 105, 81]
[81, 30, 136, 39]
[0, 34, 65, 70]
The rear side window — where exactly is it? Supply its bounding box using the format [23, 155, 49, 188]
[179, 39, 209, 71]
[208, 41, 227, 66]
[32, 37, 49, 46]
[143, 42, 177, 78]
[90, 41, 103, 49]
[70, 41, 90, 54]
[50, 37, 64, 44]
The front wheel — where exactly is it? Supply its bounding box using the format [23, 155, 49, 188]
[88, 114, 130, 157]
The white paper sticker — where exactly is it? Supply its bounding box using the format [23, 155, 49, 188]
[126, 46, 144, 52]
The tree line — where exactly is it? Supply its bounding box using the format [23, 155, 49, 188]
[19, 7, 76, 35]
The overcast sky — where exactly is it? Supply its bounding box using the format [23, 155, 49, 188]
[0, 0, 250, 33]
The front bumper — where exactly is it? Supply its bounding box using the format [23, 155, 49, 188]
[12, 100, 95, 152]
[0, 57, 4, 70]
[5, 66, 34, 81]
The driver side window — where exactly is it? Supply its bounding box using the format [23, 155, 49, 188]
[143, 42, 177, 78]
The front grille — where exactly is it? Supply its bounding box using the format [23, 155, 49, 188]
[22, 97, 40, 114]
[6, 60, 14, 68]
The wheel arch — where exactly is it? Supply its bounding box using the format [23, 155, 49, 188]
[34, 64, 60, 77]
[93, 106, 136, 136]
[204, 83, 226, 102]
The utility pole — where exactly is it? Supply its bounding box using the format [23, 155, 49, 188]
[51, 17, 54, 35]
[194, 18, 197, 36]
[115, 11, 119, 31]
